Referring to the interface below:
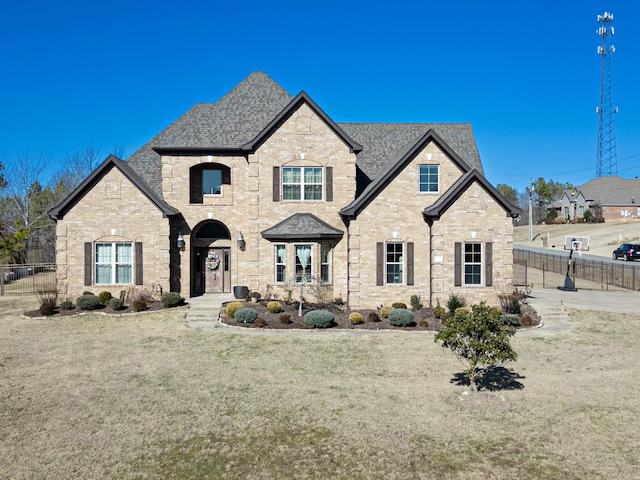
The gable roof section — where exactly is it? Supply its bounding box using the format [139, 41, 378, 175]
[340, 123, 483, 186]
[261, 213, 344, 241]
[422, 169, 521, 222]
[126, 72, 294, 197]
[48, 155, 179, 221]
[577, 176, 640, 205]
[340, 129, 475, 218]
[241, 91, 362, 153]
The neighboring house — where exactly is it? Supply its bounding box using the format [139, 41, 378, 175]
[48, 72, 521, 309]
[555, 176, 640, 222]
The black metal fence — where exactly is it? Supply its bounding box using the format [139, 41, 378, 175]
[513, 247, 640, 291]
[0, 263, 57, 296]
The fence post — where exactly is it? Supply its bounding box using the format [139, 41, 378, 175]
[0, 265, 4, 296]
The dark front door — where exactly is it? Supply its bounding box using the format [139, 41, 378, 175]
[193, 247, 230, 295]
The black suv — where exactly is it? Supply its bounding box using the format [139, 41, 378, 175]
[612, 243, 640, 261]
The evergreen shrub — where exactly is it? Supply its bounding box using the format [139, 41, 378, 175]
[389, 308, 415, 327]
[234, 307, 258, 323]
[304, 310, 335, 328]
[77, 294, 100, 311]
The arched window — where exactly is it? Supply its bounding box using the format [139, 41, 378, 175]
[194, 222, 230, 240]
[190, 163, 231, 203]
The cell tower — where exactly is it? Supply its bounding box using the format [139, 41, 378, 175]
[595, 11, 618, 177]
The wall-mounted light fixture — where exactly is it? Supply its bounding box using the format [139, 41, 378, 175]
[177, 233, 186, 251]
[237, 232, 246, 251]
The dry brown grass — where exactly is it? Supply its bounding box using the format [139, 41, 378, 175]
[1, 295, 639, 479]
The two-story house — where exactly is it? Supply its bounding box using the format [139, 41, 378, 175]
[49, 72, 520, 309]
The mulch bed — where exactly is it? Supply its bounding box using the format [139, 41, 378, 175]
[22, 301, 169, 318]
[219, 300, 441, 331]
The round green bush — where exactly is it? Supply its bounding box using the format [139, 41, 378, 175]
[39, 300, 56, 316]
[389, 308, 415, 327]
[433, 305, 446, 319]
[161, 292, 183, 308]
[368, 311, 381, 322]
[225, 301, 244, 318]
[108, 298, 124, 311]
[132, 299, 147, 312]
[392, 302, 407, 309]
[76, 294, 100, 311]
[99, 291, 112, 305]
[380, 306, 392, 318]
[304, 309, 335, 328]
[234, 307, 258, 324]
[267, 301, 282, 313]
[60, 300, 74, 311]
[349, 312, 363, 324]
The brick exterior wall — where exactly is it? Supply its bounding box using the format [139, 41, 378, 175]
[55, 167, 170, 299]
[56, 103, 515, 310]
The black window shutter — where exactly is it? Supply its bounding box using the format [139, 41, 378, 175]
[325, 166, 333, 202]
[190, 167, 203, 204]
[454, 242, 462, 287]
[135, 242, 143, 285]
[376, 242, 384, 286]
[407, 242, 414, 286]
[485, 242, 493, 287]
[273, 166, 280, 202]
[84, 242, 92, 286]
[222, 166, 231, 185]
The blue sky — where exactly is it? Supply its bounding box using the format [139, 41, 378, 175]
[2, 1, 639, 193]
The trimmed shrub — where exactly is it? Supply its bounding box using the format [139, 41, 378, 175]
[225, 301, 244, 318]
[132, 299, 147, 312]
[368, 311, 381, 322]
[279, 313, 292, 324]
[108, 298, 124, 311]
[334, 296, 344, 305]
[39, 298, 56, 315]
[60, 300, 74, 311]
[455, 307, 470, 316]
[500, 314, 521, 327]
[82, 291, 93, 296]
[434, 304, 447, 320]
[349, 312, 363, 325]
[161, 292, 183, 308]
[380, 306, 392, 318]
[234, 307, 258, 324]
[255, 318, 267, 328]
[98, 291, 112, 305]
[248, 291, 262, 300]
[76, 294, 100, 311]
[304, 310, 335, 328]
[418, 320, 429, 327]
[392, 302, 407, 309]
[389, 308, 415, 327]
[446, 294, 467, 315]
[267, 301, 282, 313]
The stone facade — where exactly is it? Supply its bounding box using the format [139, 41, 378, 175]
[50, 72, 520, 309]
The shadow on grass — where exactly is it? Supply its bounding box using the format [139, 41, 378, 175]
[450, 366, 525, 391]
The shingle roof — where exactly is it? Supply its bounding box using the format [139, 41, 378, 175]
[339, 123, 483, 185]
[578, 176, 640, 206]
[124, 72, 487, 207]
[48, 155, 179, 220]
[126, 72, 294, 197]
[422, 169, 521, 221]
[261, 213, 344, 240]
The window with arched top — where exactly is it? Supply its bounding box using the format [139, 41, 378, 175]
[190, 163, 231, 203]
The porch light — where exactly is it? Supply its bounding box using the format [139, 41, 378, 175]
[237, 232, 246, 251]
[177, 233, 186, 251]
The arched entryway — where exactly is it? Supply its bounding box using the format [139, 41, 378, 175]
[191, 221, 231, 295]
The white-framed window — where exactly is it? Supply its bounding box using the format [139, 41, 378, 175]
[282, 167, 323, 201]
[464, 242, 482, 285]
[386, 242, 403, 284]
[320, 244, 331, 283]
[275, 244, 286, 283]
[295, 245, 312, 283]
[95, 242, 133, 284]
[419, 165, 439, 193]
[203, 169, 223, 195]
